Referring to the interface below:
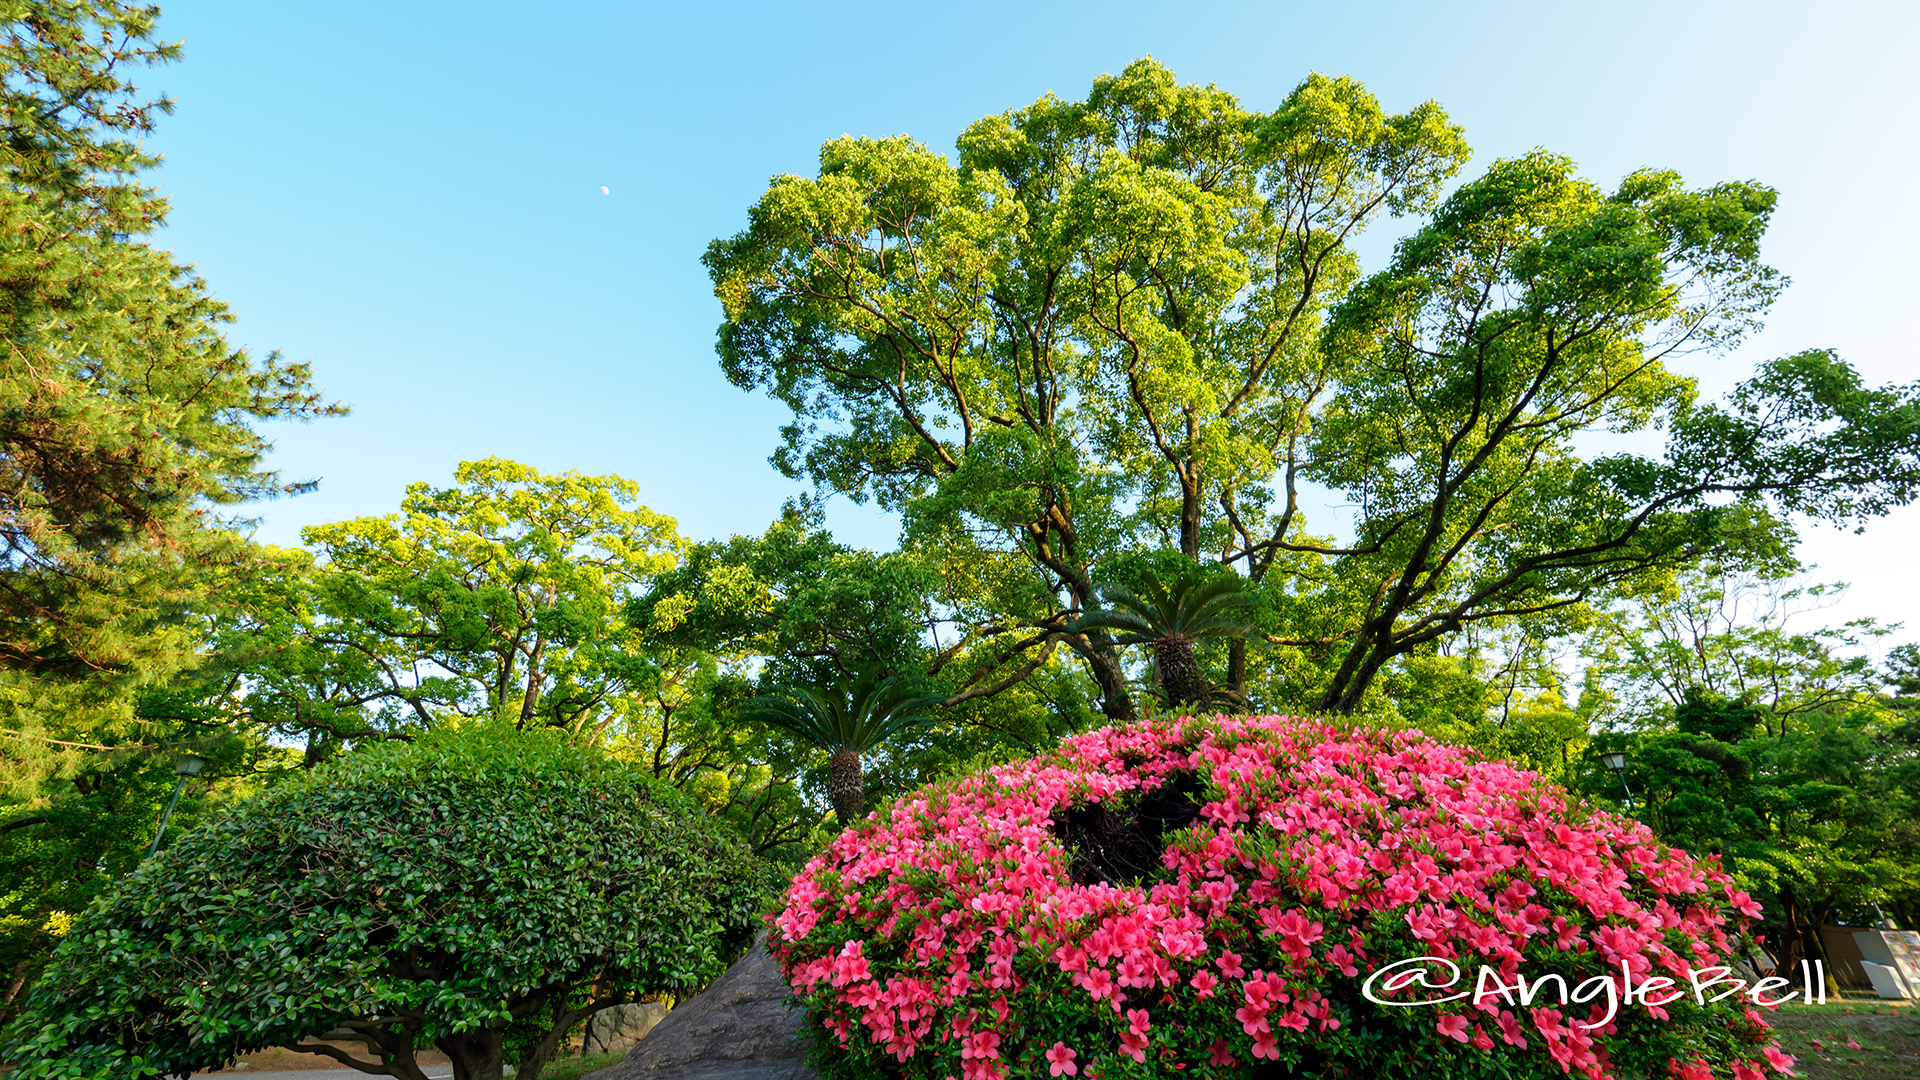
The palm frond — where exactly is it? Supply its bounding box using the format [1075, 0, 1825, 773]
[737, 674, 941, 755]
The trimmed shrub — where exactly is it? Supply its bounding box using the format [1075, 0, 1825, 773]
[2, 725, 778, 1080]
[772, 714, 1792, 1079]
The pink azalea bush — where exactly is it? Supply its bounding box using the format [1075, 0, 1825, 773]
[770, 715, 1791, 1079]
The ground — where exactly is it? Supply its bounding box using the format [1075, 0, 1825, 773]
[194, 1042, 622, 1079]
[1768, 999, 1920, 1080]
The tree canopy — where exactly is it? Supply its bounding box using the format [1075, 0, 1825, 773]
[707, 57, 1920, 718]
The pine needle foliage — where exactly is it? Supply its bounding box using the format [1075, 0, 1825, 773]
[0, 2, 339, 791]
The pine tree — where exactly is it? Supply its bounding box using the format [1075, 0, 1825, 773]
[0, 3, 337, 785]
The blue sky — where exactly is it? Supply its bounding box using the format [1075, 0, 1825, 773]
[144, 0, 1918, 648]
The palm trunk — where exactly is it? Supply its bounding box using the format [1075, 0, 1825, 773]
[1156, 633, 1204, 708]
[828, 747, 864, 823]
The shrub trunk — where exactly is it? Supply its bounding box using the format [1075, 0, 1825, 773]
[439, 1027, 505, 1080]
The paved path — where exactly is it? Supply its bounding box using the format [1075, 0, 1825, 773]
[193, 1070, 455, 1079]
[192, 1060, 456, 1068]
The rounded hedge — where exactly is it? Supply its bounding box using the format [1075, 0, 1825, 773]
[3, 725, 777, 1080]
[771, 714, 1792, 1080]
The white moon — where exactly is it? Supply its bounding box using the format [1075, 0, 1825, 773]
[601, 186, 610, 195]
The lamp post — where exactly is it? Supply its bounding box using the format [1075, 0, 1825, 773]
[1600, 750, 1635, 812]
[145, 754, 207, 859]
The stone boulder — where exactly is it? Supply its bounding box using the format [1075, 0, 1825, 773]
[585, 934, 817, 1080]
[583, 1000, 671, 1056]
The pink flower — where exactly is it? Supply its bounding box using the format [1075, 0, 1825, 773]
[960, 1030, 1000, 1061]
[1495, 1010, 1529, 1049]
[1080, 967, 1114, 1000]
[1250, 1030, 1280, 1061]
[1216, 950, 1244, 978]
[1667, 1058, 1713, 1080]
[1733, 1063, 1766, 1080]
[1325, 943, 1360, 977]
[1045, 1042, 1078, 1077]
[1436, 1014, 1471, 1043]
[1762, 1046, 1797, 1074]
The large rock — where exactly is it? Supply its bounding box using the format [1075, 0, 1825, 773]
[585, 934, 818, 1080]
[583, 1001, 671, 1056]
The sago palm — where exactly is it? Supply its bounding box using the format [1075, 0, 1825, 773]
[1070, 571, 1256, 708]
[736, 674, 942, 823]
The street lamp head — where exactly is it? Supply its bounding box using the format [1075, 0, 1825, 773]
[173, 754, 208, 777]
[1599, 751, 1628, 773]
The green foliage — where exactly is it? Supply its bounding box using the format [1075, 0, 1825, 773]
[0, 6, 338, 1003]
[1068, 564, 1255, 707]
[0, 724, 778, 1080]
[0, 684, 288, 1021]
[203, 463, 822, 859]
[709, 56, 1920, 720]
[636, 511, 938, 687]
[224, 458, 680, 749]
[1582, 569, 1894, 730]
[706, 58, 1471, 722]
[1583, 691, 1919, 967]
[737, 672, 941, 823]
[1565, 572, 1920, 963]
[1887, 643, 1920, 698]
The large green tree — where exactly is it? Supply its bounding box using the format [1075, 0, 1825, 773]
[1569, 572, 1920, 966]
[706, 60, 1466, 721]
[222, 458, 680, 747]
[219, 460, 816, 855]
[707, 57, 1920, 718]
[1586, 690, 1919, 972]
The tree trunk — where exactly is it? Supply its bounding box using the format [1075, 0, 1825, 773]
[1802, 899, 1845, 999]
[1155, 633, 1204, 709]
[828, 747, 864, 823]
[519, 632, 547, 728]
[1318, 637, 1393, 714]
[1179, 478, 1202, 560]
[4, 956, 30, 1003]
[1228, 639, 1247, 708]
[1770, 887, 1808, 975]
[517, 995, 604, 1080]
[438, 1027, 505, 1080]
[1083, 639, 1137, 723]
